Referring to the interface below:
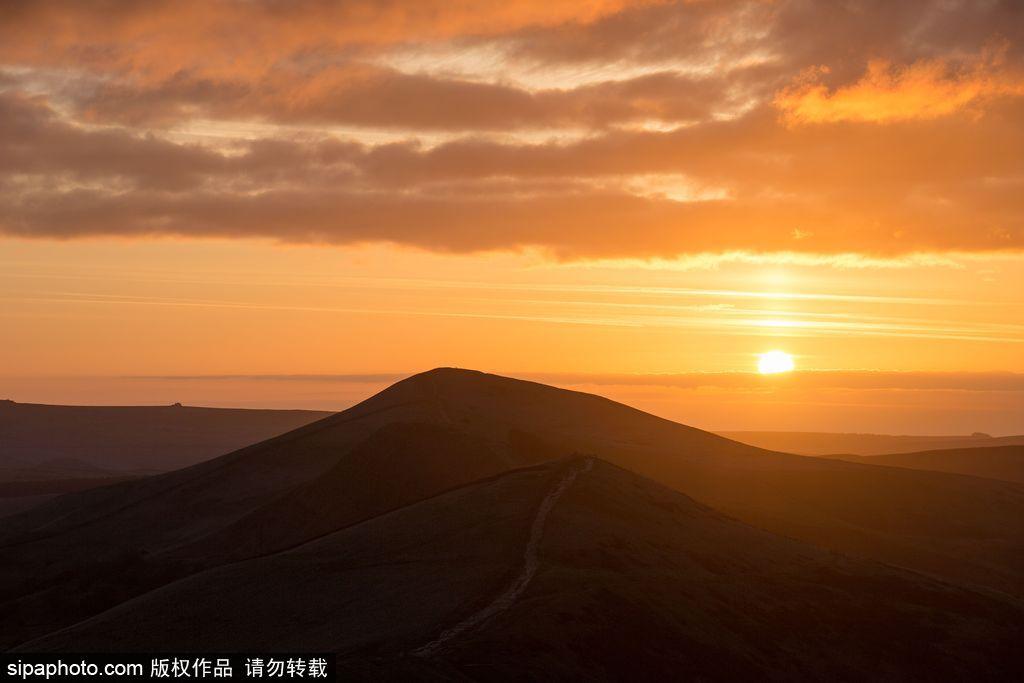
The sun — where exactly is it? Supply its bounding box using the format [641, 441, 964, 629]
[758, 350, 795, 374]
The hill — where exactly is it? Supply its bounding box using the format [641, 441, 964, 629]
[0, 400, 331, 472]
[832, 445, 1024, 484]
[720, 430, 1024, 456]
[0, 457, 117, 482]
[1, 369, 1022, 652]
[0, 459, 143, 521]
[17, 459, 1023, 681]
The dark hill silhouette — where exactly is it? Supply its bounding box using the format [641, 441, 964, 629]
[721, 430, 1024, 456]
[0, 401, 330, 472]
[17, 459, 1024, 681]
[722, 431, 1024, 483]
[0, 369, 1022, 651]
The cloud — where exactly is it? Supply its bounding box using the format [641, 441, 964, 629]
[73, 67, 732, 131]
[575, 251, 965, 270]
[0, 92, 234, 190]
[6, 182, 1021, 259]
[2, 86, 1024, 258]
[1, 1, 1023, 261]
[775, 52, 1024, 124]
[0, 1, 670, 81]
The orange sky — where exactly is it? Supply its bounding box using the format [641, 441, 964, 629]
[1, 1, 1023, 433]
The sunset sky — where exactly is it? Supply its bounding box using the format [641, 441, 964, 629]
[2, 0, 1023, 433]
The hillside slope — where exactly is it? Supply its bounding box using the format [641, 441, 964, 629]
[20, 459, 1023, 681]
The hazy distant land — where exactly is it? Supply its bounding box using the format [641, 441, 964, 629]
[720, 429, 1024, 455]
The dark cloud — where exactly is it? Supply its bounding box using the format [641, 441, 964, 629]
[0, 0, 670, 80]
[0, 92, 228, 190]
[72, 67, 732, 130]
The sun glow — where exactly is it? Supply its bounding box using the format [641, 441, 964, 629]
[758, 350, 795, 374]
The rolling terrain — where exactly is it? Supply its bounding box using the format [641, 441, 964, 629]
[831, 445, 1024, 484]
[0, 400, 330, 472]
[1, 368, 1022, 678]
[0, 401, 330, 520]
[0, 459, 143, 516]
[15, 459, 1024, 680]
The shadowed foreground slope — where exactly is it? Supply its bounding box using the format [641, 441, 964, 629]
[19, 459, 1024, 681]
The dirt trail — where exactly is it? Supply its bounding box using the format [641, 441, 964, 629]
[412, 458, 592, 657]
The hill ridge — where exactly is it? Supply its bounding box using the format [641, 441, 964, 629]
[1, 369, 1022, 652]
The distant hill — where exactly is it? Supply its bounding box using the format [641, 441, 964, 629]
[17, 459, 1023, 680]
[1, 368, 1021, 660]
[832, 445, 1024, 484]
[719, 430, 1024, 456]
[0, 401, 331, 472]
[0, 457, 117, 482]
[720, 430, 1024, 483]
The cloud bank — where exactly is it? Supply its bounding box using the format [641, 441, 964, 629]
[1, 0, 1022, 260]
